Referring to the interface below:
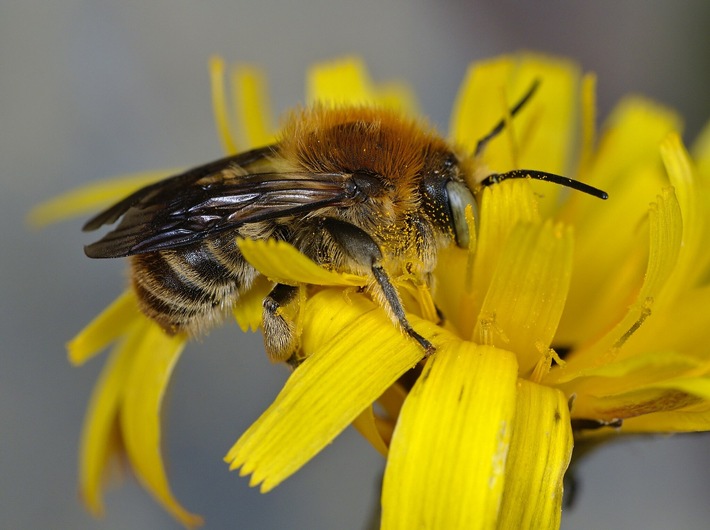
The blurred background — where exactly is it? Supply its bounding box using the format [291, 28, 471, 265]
[3, 1, 710, 528]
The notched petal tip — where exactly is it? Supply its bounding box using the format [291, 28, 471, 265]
[225, 290, 430, 494]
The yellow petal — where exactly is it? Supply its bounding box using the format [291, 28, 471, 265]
[306, 56, 417, 112]
[120, 322, 202, 528]
[209, 56, 239, 154]
[306, 56, 377, 104]
[584, 97, 681, 193]
[497, 381, 573, 530]
[620, 284, 710, 361]
[660, 134, 709, 294]
[225, 289, 437, 492]
[28, 171, 172, 227]
[455, 179, 539, 337]
[574, 382, 704, 421]
[370, 81, 419, 114]
[557, 98, 682, 345]
[555, 169, 659, 346]
[232, 274, 273, 332]
[351, 406, 389, 457]
[231, 64, 276, 148]
[474, 221, 574, 375]
[78, 328, 141, 516]
[352, 384, 407, 454]
[67, 290, 141, 366]
[553, 185, 683, 376]
[553, 350, 702, 389]
[381, 343, 518, 530]
[620, 404, 710, 432]
[450, 55, 517, 156]
[236, 238, 365, 287]
[450, 54, 579, 178]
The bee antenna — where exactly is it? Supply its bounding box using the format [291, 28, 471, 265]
[474, 79, 541, 158]
[480, 169, 608, 200]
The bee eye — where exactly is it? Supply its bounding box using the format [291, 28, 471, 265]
[445, 180, 477, 248]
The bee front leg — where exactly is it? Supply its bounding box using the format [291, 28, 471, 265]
[262, 283, 300, 364]
[321, 218, 435, 355]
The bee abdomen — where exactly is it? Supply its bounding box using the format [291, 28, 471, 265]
[131, 235, 256, 335]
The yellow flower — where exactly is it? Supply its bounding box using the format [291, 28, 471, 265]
[32, 54, 710, 529]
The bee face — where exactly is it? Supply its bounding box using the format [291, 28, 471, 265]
[83, 89, 606, 363]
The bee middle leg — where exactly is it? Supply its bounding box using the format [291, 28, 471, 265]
[321, 218, 435, 355]
[262, 283, 299, 363]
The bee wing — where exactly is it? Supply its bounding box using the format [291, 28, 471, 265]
[83, 149, 359, 258]
[83, 146, 275, 231]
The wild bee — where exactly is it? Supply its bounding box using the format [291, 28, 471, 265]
[84, 82, 606, 362]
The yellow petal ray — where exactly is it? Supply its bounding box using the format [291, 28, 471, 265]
[620, 404, 710, 432]
[450, 54, 578, 178]
[584, 97, 682, 193]
[474, 221, 574, 375]
[660, 134, 709, 294]
[120, 322, 202, 528]
[552, 350, 703, 389]
[355, 384, 408, 452]
[232, 275, 273, 332]
[551, 185, 683, 377]
[78, 326, 142, 516]
[236, 238, 365, 287]
[231, 65, 275, 148]
[450, 55, 516, 156]
[28, 171, 173, 227]
[633, 187, 683, 304]
[351, 406, 389, 457]
[67, 290, 141, 366]
[431, 205, 478, 331]
[573, 379, 708, 421]
[381, 344, 518, 530]
[305, 56, 417, 112]
[209, 56, 238, 154]
[433, 246, 468, 333]
[225, 290, 437, 492]
[614, 284, 710, 362]
[509, 55, 579, 179]
[456, 179, 539, 337]
[497, 381, 573, 530]
[558, 99, 681, 334]
[566, 98, 681, 244]
[370, 81, 419, 114]
[306, 56, 377, 104]
[555, 165, 664, 345]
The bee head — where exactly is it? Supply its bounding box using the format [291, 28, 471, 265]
[420, 151, 477, 249]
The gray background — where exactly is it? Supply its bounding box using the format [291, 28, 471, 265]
[3, 1, 710, 529]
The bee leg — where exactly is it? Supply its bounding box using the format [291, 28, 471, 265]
[322, 218, 435, 355]
[262, 283, 299, 363]
[434, 304, 446, 326]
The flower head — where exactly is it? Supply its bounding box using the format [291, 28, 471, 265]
[33, 54, 710, 528]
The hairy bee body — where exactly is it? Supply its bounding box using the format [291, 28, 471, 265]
[84, 98, 606, 362]
[130, 233, 259, 336]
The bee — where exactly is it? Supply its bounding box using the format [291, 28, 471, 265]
[83, 82, 606, 363]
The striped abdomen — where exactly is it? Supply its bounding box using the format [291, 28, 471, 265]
[130, 233, 258, 335]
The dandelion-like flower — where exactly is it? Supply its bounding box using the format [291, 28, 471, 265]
[32, 54, 710, 529]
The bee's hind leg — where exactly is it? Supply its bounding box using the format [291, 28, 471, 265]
[262, 283, 300, 363]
